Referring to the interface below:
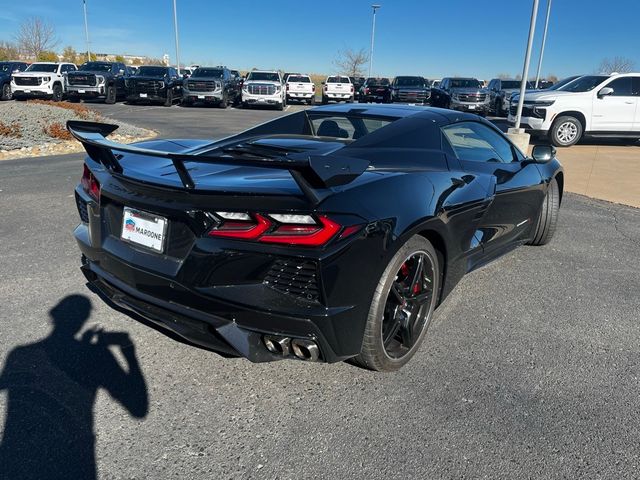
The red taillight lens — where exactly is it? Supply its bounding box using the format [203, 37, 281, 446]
[286, 84, 289, 91]
[365, 87, 370, 94]
[312, 84, 316, 92]
[260, 215, 341, 246]
[207, 213, 343, 247]
[208, 213, 270, 239]
[350, 85, 354, 93]
[81, 164, 100, 201]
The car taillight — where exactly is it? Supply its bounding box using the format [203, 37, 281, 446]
[365, 87, 370, 94]
[81, 164, 100, 201]
[312, 84, 315, 92]
[350, 85, 354, 93]
[286, 84, 289, 91]
[207, 212, 345, 247]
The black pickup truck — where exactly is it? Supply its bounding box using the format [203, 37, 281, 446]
[391, 76, 430, 104]
[358, 77, 392, 103]
[430, 77, 490, 116]
[126, 66, 183, 106]
[66, 61, 130, 104]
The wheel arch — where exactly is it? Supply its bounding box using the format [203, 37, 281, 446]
[553, 110, 587, 132]
[417, 228, 447, 306]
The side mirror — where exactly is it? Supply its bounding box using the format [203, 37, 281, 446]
[531, 144, 556, 163]
[118, 69, 125, 75]
[597, 86, 614, 98]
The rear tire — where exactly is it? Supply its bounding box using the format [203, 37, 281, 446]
[1, 83, 12, 101]
[528, 177, 560, 246]
[353, 235, 440, 372]
[550, 115, 582, 147]
[321, 95, 328, 105]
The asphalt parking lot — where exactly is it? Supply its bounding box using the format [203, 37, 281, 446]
[1, 103, 640, 479]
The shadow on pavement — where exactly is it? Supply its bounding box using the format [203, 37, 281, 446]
[0, 295, 148, 480]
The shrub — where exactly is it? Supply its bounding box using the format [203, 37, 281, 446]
[43, 122, 72, 140]
[0, 121, 22, 138]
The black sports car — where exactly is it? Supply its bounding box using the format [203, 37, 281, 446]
[69, 104, 563, 371]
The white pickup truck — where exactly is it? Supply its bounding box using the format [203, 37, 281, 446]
[11, 62, 77, 101]
[285, 74, 315, 105]
[322, 76, 354, 104]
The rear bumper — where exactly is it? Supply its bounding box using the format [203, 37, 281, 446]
[72, 183, 379, 364]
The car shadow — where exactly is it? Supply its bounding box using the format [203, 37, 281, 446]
[0, 295, 149, 480]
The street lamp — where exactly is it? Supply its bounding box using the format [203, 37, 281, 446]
[172, 0, 181, 72]
[368, 4, 381, 78]
[534, 0, 552, 89]
[513, 0, 539, 130]
[83, 0, 91, 60]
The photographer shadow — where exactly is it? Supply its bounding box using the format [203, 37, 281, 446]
[0, 295, 148, 480]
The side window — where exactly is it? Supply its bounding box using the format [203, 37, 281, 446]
[632, 77, 640, 96]
[605, 77, 632, 96]
[442, 122, 516, 163]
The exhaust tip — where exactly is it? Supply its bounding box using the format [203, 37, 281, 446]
[291, 338, 320, 362]
[263, 335, 291, 357]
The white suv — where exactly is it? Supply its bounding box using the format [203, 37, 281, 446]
[508, 73, 640, 146]
[11, 62, 77, 102]
[322, 76, 354, 104]
[241, 70, 285, 110]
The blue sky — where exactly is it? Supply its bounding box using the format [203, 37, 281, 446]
[1, 0, 638, 79]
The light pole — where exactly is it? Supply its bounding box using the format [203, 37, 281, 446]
[534, 0, 552, 89]
[368, 4, 381, 78]
[172, 0, 181, 72]
[513, 0, 539, 130]
[83, 0, 91, 60]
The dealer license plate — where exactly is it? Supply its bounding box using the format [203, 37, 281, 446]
[468, 105, 476, 110]
[139, 93, 147, 98]
[121, 207, 167, 252]
[197, 95, 205, 99]
[78, 89, 86, 93]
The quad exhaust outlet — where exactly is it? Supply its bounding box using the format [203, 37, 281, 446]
[263, 335, 320, 362]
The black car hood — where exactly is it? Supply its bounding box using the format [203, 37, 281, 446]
[131, 75, 167, 81]
[69, 70, 113, 75]
[450, 87, 487, 94]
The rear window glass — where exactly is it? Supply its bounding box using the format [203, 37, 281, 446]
[288, 75, 310, 83]
[309, 114, 392, 140]
[367, 78, 390, 86]
[327, 76, 350, 83]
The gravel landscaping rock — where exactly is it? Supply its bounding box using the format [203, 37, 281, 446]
[0, 101, 154, 158]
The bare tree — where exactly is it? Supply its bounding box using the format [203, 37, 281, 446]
[333, 48, 368, 77]
[14, 17, 58, 59]
[496, 73, 512, 80]
[0, 41, 20, 61]
[597, 56, 635, 74]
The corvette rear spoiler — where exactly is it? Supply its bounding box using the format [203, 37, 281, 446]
[66, 120, 370, 205]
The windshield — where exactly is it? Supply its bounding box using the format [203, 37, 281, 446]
[501, 80, 533, 89]
[395, 77, 425, 87]
[79, 62, 112, 72]
[193, 68, 223, 78]
[136, 66, 168, 76]
[450, 78, 482, 88]
[26, 64, 58, 73]
[0, 63, 14, 73]
[327, 76, 350, 83]
[561, 75, 608, 92]
[367, 78, 390, 86]
[247, 72, 280, 82]
[550, 75, 581, 90]
[288, 75, 310, 83]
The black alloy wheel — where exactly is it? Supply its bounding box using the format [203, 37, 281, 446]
[355, 236, 440, 371]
